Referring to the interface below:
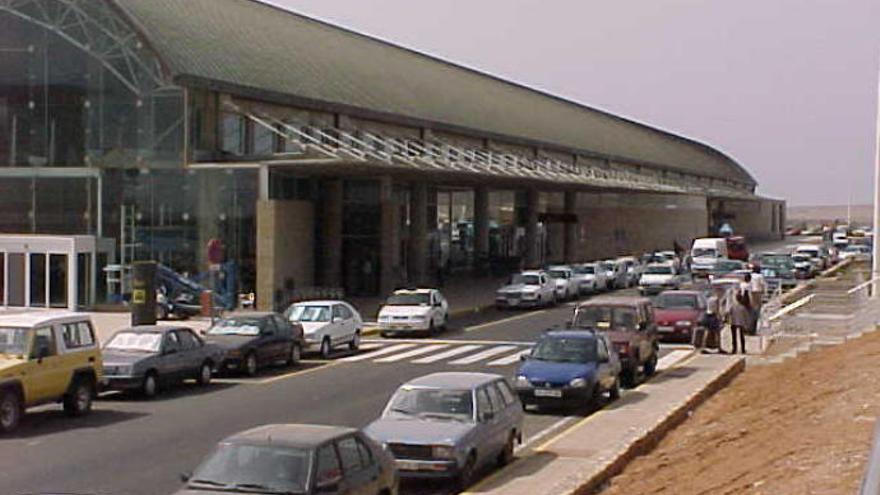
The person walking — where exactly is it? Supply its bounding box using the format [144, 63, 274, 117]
[728, 275, 753, 354]
[748, 266, 766, 334]
[697, 289, 722, 353]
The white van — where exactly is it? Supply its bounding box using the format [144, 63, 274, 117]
[690, 238, 729, 277]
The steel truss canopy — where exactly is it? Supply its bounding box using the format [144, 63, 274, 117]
[0, 0, 169, 96]
[201, 102, 754, 199]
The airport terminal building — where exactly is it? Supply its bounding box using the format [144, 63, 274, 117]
[0, 0, 785, 309]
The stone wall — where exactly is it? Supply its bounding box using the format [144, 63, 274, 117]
[256, 199, 314, 311]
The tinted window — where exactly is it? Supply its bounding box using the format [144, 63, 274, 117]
[336, 437, 363, 474]
[597, 339, 609, 361]
[336, 305, 353, 319]
[315, 445, 342, 485]
[177, 330, 201, 350]
[476, 388, 493, 416]
[355, 436, 374, 467]
[31, 326, 57, 359]
[164, 332, 181, 352]
[271, 315, 289, 335]
[263, 317, 278, 335]
[486, 384, 505, 412]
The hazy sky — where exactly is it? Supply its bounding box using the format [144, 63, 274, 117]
[272, 0, 880, 206]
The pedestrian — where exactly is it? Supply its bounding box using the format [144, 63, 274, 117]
[748, 266, 766, 335]
[728, 275, 752, 354]
[698, 289, 723, 353]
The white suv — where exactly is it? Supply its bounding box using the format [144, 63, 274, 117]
[378, 289, 449, 337]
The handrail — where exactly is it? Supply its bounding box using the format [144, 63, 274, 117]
[859, 419, 880, 495]
[768, 294, 815, 322]
[847, 276, 880, 295]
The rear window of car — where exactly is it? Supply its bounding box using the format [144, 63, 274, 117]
[61, 321, 95, 349]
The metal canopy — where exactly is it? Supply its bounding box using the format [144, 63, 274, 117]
[210, 102, 754, 199]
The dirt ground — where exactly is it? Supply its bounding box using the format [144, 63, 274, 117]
[599, 330, 880, 495]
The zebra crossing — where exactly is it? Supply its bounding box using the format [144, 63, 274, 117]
[342, 339, 533, 367]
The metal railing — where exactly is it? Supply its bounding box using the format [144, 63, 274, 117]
[860, 419, 880, 495]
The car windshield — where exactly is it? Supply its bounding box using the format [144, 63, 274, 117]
[645, 265, 672, 275]
[188, 443, 311, 494]
[531, 337, 597, 363]
[792, 254, 810, 262]
[574, 306, 638, 331]
[716, 261, 743, 272]
[0, 327, 28, 356]
[798, 249, 819, 257]
[386, 293, 430, 306]
[511, 274, 540, 285]
[105, 332, 163, 352]
[207, 318, 262, 336]
[287, 305, 330, 323]
[574, 265, 595, 274]
[655, 293, 698, 309]
[386, 387, 474, 422]
[548, 270, 568, 279]
[692, 248, 717, 258]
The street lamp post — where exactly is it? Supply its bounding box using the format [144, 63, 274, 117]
[873, 60, 880, 297]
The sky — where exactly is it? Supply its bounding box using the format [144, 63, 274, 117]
[272, 0, 880, 206]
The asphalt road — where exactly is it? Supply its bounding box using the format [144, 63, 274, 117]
[1, 238, 796, 495]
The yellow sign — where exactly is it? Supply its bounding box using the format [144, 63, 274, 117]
[132, 289, 146, 304]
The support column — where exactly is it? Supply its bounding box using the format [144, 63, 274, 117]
[564, 191, 578, 263]
[524, 189, 540, 268]
[379, 177, 397, 295]
[408, 182, 428, 285]
[474, 187, 490, 268]
[322, 179, 344, 287]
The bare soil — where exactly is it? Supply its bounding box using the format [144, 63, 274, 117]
[599, 330, 880, 495]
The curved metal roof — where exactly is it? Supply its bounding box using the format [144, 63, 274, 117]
[112, 0, 755, 185]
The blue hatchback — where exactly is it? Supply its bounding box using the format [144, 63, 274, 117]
[515, 331, 622, 408]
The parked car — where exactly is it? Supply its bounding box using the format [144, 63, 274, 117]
[617, 256, 642, 287]
[691, 238, 729, 275]
[515, 330, 621, 409]
[177, 424, 398, 495]
[795, 244, 829, 271]
[832, 231, 849, 250]
[570, 297, 659, 387]
[496, 270, 556, 309]
[378, 288, 449, 337]
[638, 263, 680, 296]
[652, 290, 708, 344]
[840, 244, 872, 262]
[725, 236, 749, 262]
[547, 266, 578, 300]
[204, 312, 304, 376]
[658, 251, 681, 271]
[792, 253, 819, 279]
[365, 372, 523, 490]
[572, 262, 607, 294]
[285, 300, 363, 358]
[0, 311, 101, 433]
[602, 259, 628, 290]
[102, 326, 223, 397]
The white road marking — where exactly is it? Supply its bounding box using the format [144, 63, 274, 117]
[656, 349, 694, 371]
[373, 344, 450, 363]
[464, 309, 551, 332]
[340, 343, 416, 362]
[449, 345, 518, 365]
[411, 344, 483, 364]
[487, 349, 531, 366]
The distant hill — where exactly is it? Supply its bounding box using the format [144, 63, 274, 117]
[787, 204, 873, 226]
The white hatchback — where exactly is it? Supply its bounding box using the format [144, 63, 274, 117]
[286, 300, 363, 358]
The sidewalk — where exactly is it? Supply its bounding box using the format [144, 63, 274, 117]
[462, 354, 745, 495]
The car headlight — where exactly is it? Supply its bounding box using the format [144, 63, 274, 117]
[515, 375, 531, 387]
[676, 320, 693, 327]
[432, 445, 456, 460]
[569, 377, 588, 388]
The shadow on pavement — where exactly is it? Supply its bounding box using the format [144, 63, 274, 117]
[100, 381, 236, 402]
[9, 408, 148, 439]
[645, 366, 699, 385]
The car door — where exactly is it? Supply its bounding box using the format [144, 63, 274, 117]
[489, 381, 518, 444]
[160, 331, 187, 380]
[330, 305, 348, 345]
[176, 329, 202, 377]
[336, 435, 376, 495]
[256, 317, 280, 363]
[476, 386, 504, 463]
[22, 326, 66, 403]
[313, 442, 350, 495]
[595, 338, 614, 389]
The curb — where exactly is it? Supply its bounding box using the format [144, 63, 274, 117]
[571, 357, 746, 495]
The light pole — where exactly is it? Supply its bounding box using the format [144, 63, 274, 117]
[873, 59, 880, 297]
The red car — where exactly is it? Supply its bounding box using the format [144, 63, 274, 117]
[652, 290, 708, 343]
[726, 236, 749, 262]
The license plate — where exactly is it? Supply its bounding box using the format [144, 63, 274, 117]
[534, 389, 562, 398]
[397, 460, 424, 471]
[393, 324, 411, 329]
[507, 298, 520, 305]
[658, 326, 675, 333]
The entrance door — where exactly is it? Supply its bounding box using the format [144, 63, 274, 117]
[6, 253, 25, 306]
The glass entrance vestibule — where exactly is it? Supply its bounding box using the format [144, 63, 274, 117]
[0, 235, 113, 310]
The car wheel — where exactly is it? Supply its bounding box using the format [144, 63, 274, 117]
[287, 344, 301, 366]
[197, 362, 213, 386]
[498, 432, 516, 466]
[244, 353, 259, 377]
[0, 390, 22, 433]
[440, 315, 449, 331]
[588, 384, 602, 407]
[320, 338, 333, 359]
[348, 331, 361, 351]
[142, 372, 159, 397]
[643, 352, 658, 377]
[609, 376, 621, 400]
[456, 453, 477, 491]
